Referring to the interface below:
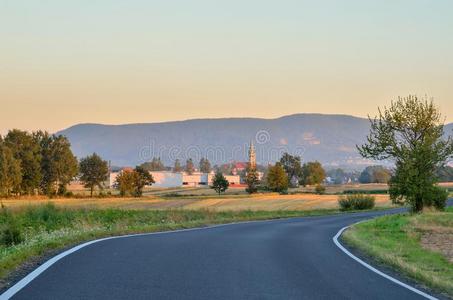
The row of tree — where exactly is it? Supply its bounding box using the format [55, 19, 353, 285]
[140, 157, 211, 174]
[0, 129, 111, 197]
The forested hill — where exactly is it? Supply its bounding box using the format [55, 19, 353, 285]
[57, 114, 453, 168]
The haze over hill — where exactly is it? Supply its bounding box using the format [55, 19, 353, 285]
[57, 114, 453, 169]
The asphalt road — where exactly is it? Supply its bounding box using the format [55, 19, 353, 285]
[7, 201, 452, 300]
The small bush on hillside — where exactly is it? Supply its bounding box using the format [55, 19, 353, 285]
[338, 194, 375, 211]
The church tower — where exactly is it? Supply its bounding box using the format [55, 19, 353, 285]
[248, 140, 256, 169]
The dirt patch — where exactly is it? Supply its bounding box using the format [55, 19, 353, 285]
[420, 227, 453, 263]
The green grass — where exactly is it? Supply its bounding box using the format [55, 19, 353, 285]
[343, 209, 453, 296]
[0, 203, 376, 284]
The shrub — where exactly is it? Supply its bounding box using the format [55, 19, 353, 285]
[338, 194, 375, 211]
[0, 220, 23, 246]
[0, 206, 23, 246]
[424, 186, 448, 210]
[315, 185, 326, 195]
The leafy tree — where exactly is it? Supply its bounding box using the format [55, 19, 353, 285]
[173, 159, 183, 172]
[245, 165, 260, 194]
[79, 153, 109, 197]
[36, 132, 78, 195]
[301, 161, 326, 186]
[211, 172, 229, 195]
[133, 166, 155, 197]
[0, 143, 22, 197]
[358, 165, 391, 184]
[279, 153, 302, 187]
[185, 158, 195, 175]
[4, 129, 42, 194]
[115, 170, 136, 197]
[199, 157, 211, 173]
[266, 163, 288, 193]
[358, 95, 453, 212]
[140, 157, 165, 171]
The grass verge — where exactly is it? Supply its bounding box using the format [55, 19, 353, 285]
[0, 203, 383, 288]
[342, 207, 453, 297]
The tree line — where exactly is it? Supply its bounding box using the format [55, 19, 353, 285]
[0, 129, 111, 197]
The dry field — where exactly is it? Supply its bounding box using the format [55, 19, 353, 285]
[0, 193, 391, 212]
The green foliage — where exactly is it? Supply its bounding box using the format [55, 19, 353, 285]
[0, 143, 22, 197]
[301, 161, 326, 186]
[359, 165, 392, 184]
[185, 158, 195, 175]
[35, 132, 78, 196]
[358, 95, 453, 212]
[140, 157, 165, 171]
[115, 170, 136, 196]
[211, 172, 229, 195]
[4, 129, 42, 194]
[315, 184, 326, 195]
[199, 157, 211, 173]
[338, 194, 375, 211]
[245, 166, 260, 194]
[0, 206, 23, 246]
[266, 163, 288, 193]
[279, 153, 302, 187]
[79, 153, 109, 197]
[423, 186, 448, 210]
[133, 166, 155, 197]
[343, 189, 388, 194]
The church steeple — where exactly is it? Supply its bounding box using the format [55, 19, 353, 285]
[248, 140, 256, 169]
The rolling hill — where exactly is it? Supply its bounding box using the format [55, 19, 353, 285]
[57, 114, 453, 169]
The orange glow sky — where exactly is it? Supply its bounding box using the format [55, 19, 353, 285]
[1, 1, 452, 134]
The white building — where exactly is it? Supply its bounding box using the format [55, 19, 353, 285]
[108, 170, 240, 188]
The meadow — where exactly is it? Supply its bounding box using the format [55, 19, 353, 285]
[343, 207, 453, 297]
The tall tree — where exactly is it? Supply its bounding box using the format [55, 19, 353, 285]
[173, 159, 183, 172]
[245, 165, 260, 194]
[4, 129, 42, 194]
[266, 163, 288, 193]
[358, 95, 453, 212]
[79, 153, 109, 197]
[185, 158, 195, 175]
[36, 132, 78, 195]
[279, 153, 302, 187]
[0, 143, 22, 197]
[114, 170, 136, 197]
[133, 166, 155, 197]
[211, 172, 229, 195]
[301, 161, 326, 186]
[358, 165, 391, 184]
[199, 157, 211, 173]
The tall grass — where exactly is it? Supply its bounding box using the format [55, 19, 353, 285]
[338, 194, 375, 211]
[0, 203, 347, 283]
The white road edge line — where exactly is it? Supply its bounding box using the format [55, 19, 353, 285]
[333, 225, 438, 300]
[0, 220, 265, 300]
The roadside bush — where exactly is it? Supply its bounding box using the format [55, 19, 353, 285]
[424, 186, 448, 210]
[338, 194, 375, 211]
[343, 189, 388, 194]
[315, 185, 326, 195]
[0, 206, 23, 246]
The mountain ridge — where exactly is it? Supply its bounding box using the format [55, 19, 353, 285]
[57, 114, 453, 168]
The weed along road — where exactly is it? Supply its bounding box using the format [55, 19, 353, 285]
[5, 202, 453, 300]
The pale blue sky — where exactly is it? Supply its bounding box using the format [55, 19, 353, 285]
[1, 0, 452, 133]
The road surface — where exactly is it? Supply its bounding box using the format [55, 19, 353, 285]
[6, 202, 452, 300]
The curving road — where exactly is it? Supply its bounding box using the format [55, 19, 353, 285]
[5, 201, 452, 300]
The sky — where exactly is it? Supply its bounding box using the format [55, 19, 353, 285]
[1, 0, 453, 134]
